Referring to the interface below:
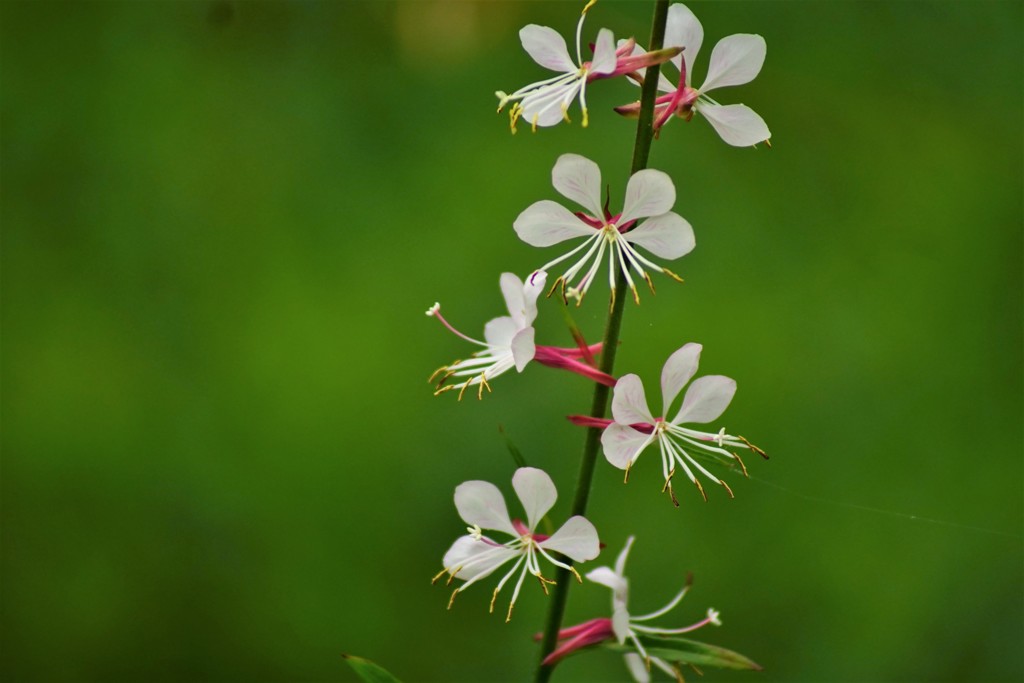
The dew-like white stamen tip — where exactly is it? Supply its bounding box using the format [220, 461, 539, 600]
[708, 608, 722, 626]
[426, 303, 441, 316]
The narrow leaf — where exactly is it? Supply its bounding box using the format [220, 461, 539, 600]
[498, 424, 529, 468]
[602, 635, 762, 671]
[342, 654, 403, 683]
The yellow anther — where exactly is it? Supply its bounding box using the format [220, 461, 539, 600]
[447, 589, 459, 609]
[581, 0, 597, 15]
[738, 435, 768, 459]
[623, 459, 633, 483]
[570, 566, 583, 584]
[694, 477, 708, 502]
[720, 479, 735, 499]
[643, 272, 656, 294]
[505, 601, 515, 623]
[630, 284, 640, 305]
[661, 267, 685, 283]
[582, 107, 589, 128]
[489, 588, 499, 613]
[733, 451, 750, 477]
[531, 114, 539, 133]
[431, 568, 449, 584]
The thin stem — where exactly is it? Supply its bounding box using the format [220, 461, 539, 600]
[533, 2, 670, 681]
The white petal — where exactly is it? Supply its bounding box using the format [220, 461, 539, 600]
[522, 270, 547, 321]
[700, 34, 766, 92]
[619, 169, 676, 225]
[540, 515, 600, 562]
[454, 481, 516, 535]
[660, 343, 702, 416]
[697, 102, 771, 147]
[590, 28, 617, 75]
[509, 327, 536, 372]
[483, 316, 517, 348]
[520, 82, 581, 128]
[443, 535, 518, 580]
[613, 535, 635, 578]
[611, 374, 655, 425]
[624, 653, 651, 683]
[552, 153, 604, 217]
[499, 272, 528, 328]
[512, 467, 557, 530]
[601, 423, 653, 469]
[624, 212, 695, 259]
[514, 200, 595, 247]
[673, 374, 737, 424]
[664, 3, 703, 86]
[612, 605, 632, 644]
[586, 566, 626, 594]
[520, 24, 576, 72]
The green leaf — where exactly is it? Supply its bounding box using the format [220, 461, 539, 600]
[498, 424, 529, 468]
[342, 654, 403, 683]
[602, 635, 762, 671]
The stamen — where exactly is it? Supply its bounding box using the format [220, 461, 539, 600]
[623, 459, 632, 483]
[428, 365, 450, 384]
[661, 267, 685, 283]
[570, 566, 583, 584]
[693, 477, 708, 502]
[738, 435, 768, 459]
[457, 379, 474, 401]
[720, 479, 735, 499]
[489, 587, 499, 614]
[431, 568, 450, 584]
[447, 589, 459, 609]
[733, 451, 750, 477]
[445, 566, 462, 586]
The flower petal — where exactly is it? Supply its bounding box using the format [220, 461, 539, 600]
[483, 316, 517, 348]
[664, 2, 703, 86]
[601, 423, 654, 469]
[520, 82, 582, 128]
[673, 374, 737, 425]
[624, 212, 695, 259]
[611, 374, 655, 425]
[510, 327, 536, 372]
[540, 515, 600, 562]
[514, 200, 596, 247]
[454, 481, 517, 535]
[696, 102, 771, 147]
[512, 467, 557, 530]
[552, 154, 604, 217]
[660, 343, 702, 416]
[624, 652, 651, 683]
[586, 566, 626, 594]
[520, 24, 576, 72]
[499, 272, 528, 328]
[590, 28, 617, 75]
[700, 34, 766, 92]
[613, 535, 635, 578]
[443, 535, 519, 580]
[619, 169, 676, 225]
[612, 605, 632, 644]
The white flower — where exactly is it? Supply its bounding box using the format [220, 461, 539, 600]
[427, 272, 544, 399]
[602, 343, 767, 504]
[587, 536, 722, 683]
[617, 3, 770, 147]
[496, 0, 617, 132]
[435, 467, 601, 622]
[514, 154, 694, 307]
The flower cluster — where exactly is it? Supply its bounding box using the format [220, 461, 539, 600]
[427, 2, 769, 680]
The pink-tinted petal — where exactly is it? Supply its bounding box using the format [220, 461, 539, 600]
[590, 28, 617, 75]
[454, 481, 516, 535]
[483, 316, 517, 348]
[509, 327, 536, 372]
[540, 515, 600, 562]
[520, 24, 576, 72]
[443, 535, 518, 580]
[512, 467, 557, 530]
[696, 102, 771, 147]
[660, 343, 702, 415]
[700, 34, 766, 92]
[664, 2, 703, 86]
[601, 423, 654, 469]
[611, 374, 655, 425]
[673, 374, 737, 424]
[514, 200, 595, 247]
[624, 212, 695, 259]
[619, 169, 676, 225]
[552, 153, 604, 217]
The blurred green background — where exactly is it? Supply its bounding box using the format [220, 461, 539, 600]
[2, 1, 1021, 681]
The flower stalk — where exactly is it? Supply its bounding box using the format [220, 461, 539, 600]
[533, 1, 671, 680]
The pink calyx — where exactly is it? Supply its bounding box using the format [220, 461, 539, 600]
[534, 345, 616, 387]
[535, 617, 616, 665]
[567, 415, 655, 434]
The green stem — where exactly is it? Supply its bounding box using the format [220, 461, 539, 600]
[533, 1, 670, 681]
